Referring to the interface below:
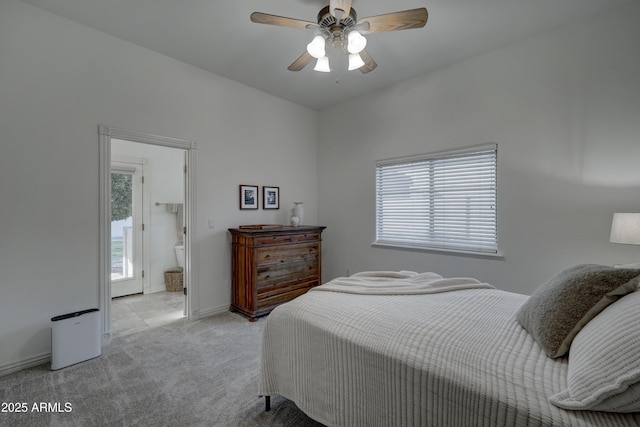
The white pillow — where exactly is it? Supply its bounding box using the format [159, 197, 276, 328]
[549, 290, 640, 412]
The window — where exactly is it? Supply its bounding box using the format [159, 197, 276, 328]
[375, 144, 498, 255]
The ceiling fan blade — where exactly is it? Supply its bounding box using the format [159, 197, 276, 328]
[250, 12, 316, 30]
[358, 8, 428, 33]
[330, 0, 352, 20]
[359, 50, 377, 74]
[288, 51, 314, 72]
[351, 21, 370, 33]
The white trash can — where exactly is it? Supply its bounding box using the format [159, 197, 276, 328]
[51, 308, 102, 370]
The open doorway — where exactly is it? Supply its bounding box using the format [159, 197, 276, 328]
[99, 126, 197, 345]
[110, 142, 186, 335]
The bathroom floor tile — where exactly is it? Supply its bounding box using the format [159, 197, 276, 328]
[112, 291, 184, 336]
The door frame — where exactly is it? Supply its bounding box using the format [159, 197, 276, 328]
[99, 125, 198, 346]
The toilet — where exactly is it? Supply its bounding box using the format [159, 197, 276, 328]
[174, 244, 185, 268]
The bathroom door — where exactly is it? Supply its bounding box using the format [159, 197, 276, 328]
[111, 162, 144, 298]
[181, 151, 188, 315]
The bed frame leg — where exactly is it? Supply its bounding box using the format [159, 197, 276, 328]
[265, 395, 271, 412]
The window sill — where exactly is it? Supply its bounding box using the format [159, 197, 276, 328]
[371, 242, 505, 260]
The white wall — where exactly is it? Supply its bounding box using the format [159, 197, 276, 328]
[0, 0, 317, 373]
[112, 139, 185, 292]
[318, 2, 640, 294]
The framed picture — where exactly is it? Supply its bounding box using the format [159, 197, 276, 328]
[263, 186, 280, 210]
[239, 185, 259, 210]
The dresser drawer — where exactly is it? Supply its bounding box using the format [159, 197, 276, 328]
[257, 260, 319, 288]
[254, 232, 320, 246]
[257, 282, 316, 309]
[256, 242, 318, 265]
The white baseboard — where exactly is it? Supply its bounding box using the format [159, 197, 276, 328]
[0, 352, 51, 377]
[146, 284, 168, 294]
[193, 304, 229, 320]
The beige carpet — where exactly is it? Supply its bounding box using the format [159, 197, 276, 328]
[0, 312, 323, 426]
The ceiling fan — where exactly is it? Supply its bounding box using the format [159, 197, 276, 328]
[250, 0, 428, 74]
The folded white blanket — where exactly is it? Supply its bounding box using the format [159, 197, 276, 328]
[311, 270, 495, 295]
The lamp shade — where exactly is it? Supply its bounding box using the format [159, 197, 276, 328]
[610, 213, 640, 245]
[347, 31, 367, 54]
[307, 35, 326, 59]
[313, 56, 331, 72]
[348, 53, 365, 70]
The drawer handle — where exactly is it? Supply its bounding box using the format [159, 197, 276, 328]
[265, 275, 271, 279]
[264, 254, 271, 259]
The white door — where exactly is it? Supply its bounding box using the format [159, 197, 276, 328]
[182, 151, 188, 315]
[111, 162, 144, 298]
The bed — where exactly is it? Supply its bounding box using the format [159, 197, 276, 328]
[258, 268, 640, 426]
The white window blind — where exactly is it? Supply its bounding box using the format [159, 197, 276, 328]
[375, 144, 498, 254]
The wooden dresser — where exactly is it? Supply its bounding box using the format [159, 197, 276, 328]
[229, 226, 326, 321]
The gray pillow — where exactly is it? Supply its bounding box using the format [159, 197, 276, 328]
[516, 264, 640, 358]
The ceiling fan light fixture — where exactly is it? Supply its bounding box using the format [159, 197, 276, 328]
[314, 56, 331, 72]
[347, 30, 367, 54]
[306, 35, 326, 59]
[348, 53, 365, 70]
[251, 5, 428, 74]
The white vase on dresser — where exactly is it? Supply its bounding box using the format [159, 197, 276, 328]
[292, 202, 304, 226]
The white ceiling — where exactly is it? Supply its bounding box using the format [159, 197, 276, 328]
[21, 0, 632, 110]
